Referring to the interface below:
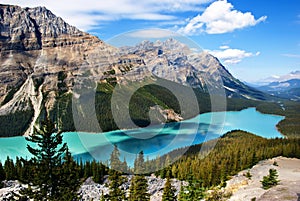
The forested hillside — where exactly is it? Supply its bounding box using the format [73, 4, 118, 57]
[50, 78, 300, 137]
[148, 131, 300, 188]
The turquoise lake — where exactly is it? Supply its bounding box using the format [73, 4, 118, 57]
[0, 108, 284, 164]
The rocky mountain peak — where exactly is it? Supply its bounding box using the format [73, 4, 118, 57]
[161, 38, 189, 51]
[119, 38, 229, 88]
[25, 6, 82, 38]
[0, 4, 95, 51]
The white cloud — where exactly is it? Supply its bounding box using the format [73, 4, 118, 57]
[219, 45, 230, 50]
[208, 46, 260, 64]
[1, 0, 214, 31]
[126, 29, 179, 38]
[178, 0, 267, 35]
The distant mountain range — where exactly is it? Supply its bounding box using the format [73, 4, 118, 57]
[256, 79, 300, 101]
[257, 79, 300, 92]
[0, 4, 272, 136]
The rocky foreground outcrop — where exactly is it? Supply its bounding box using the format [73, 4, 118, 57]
[0, 175, 185, 201]
[0, 180, 26, 200]
[1, 157, 299, 200]
[226, 156, 300, 201]
[79, 175, 185, 201]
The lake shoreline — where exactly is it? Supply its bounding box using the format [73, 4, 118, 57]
[60, 107, 285, 136]
[0, 107, 285, 163]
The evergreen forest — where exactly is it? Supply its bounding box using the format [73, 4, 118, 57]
[0, 119, 299, 200]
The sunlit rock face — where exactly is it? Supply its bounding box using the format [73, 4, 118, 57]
[0, 4, 116, 113]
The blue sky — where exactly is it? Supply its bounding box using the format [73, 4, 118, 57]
[2, 0, 300, 83]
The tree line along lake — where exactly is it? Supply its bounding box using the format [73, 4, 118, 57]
[0, 108, 284, 165]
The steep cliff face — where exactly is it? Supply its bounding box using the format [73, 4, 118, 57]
[0, 5, 84, 51]
[0, 4, 117, 135]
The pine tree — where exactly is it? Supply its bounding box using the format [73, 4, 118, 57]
[129, 151, 149, 201]
[261, 168, 280, 189]
[178, 176, 205, 200]
[162, 176, 176, 201]
[108, 145, 126, 201]
[92, 160, 101, 183]
[268, 169, 279, 185]
[155, 155, 161, 173]
[58, 148, 81, 200]
[245, 170, 252, 179]
[122, 157, 129, 173]
[129, 176, 135, 201]
[251, 152, 258, 167]
[129, 175, 149, 201]
[4, 156, 16, 180]
[78, 160, 85, 179]
[15, 157, 32, 183]
[0, 162, 4, 188]
[134, 151, 145, 175]
[165, 155, 171, 168]
[109, 170, 127, 201]
[160, 168, 168, 179]
[110, 145, 122, 171]
[234, 149, 241, 171]
[178, 183, 186, 201]
[84, 161, 92, 178]
[21, 118, 67, 200]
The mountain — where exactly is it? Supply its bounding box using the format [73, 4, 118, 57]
[0, 4, 271, 137]
[0, 4, 117, 136]
[119, 39, 269, 100]
[257, 79, 300, 101]
[258, 79, 300, 92]
[252, 71, 300, 101]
